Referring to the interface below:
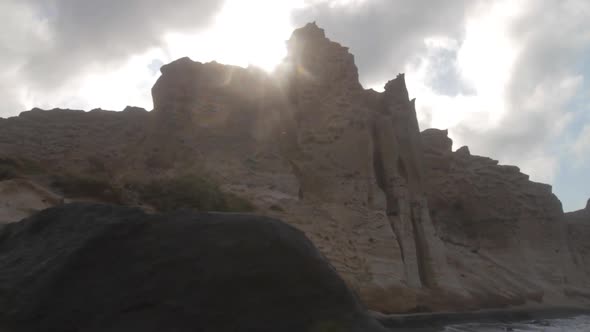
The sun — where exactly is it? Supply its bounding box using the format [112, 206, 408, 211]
[163, 0, 305, 72]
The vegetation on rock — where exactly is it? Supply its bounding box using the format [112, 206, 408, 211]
[0, 157, 43, 181]
[132, 174, 255, 213]
[51, 174, 123, 203]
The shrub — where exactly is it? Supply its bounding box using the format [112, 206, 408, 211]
[0, 165, 19, 181]
[51, 174, 123, 203]
[310, 321, 346, 332]
[0, 157, 43, 181]
[134, 174, 255, 213]
[269, 204, 285, 212]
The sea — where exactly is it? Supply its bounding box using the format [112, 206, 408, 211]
[442, 315, 590, 331]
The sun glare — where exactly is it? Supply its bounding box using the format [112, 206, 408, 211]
[163, 0, 304, 72]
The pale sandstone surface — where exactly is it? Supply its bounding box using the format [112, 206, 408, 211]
[0, 179, 62, 224]
[0, 23, 587, 312]
[421, 129, 586, 308]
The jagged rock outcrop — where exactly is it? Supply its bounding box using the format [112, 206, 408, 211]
[265, 23, 463, 310]
[0, 203, 387, 332]
[0, 22, 588, 313]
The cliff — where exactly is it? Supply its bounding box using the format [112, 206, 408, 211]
[564, 201, 590, 299]
[422, 129, 585, 306]
[0, 22, 588, 313]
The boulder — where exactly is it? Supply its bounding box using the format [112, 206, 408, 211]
[0, 203, 387, 332]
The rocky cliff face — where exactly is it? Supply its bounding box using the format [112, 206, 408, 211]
[422, 129, 585, 307]
[565, 201, 590, 299]
[0, 22, 588, 312]
[0, 107, 148, 170]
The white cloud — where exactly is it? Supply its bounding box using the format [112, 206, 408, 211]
[0, 1, 52, 117]
[164, 0, 301, 72]
[21, 48, 166, 111]
[572, 124, 590, 166]
[0, 0, 224, 116]
[0, 0, 304, 115]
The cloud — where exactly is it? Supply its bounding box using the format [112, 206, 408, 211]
[162, 0, 300, 72]
[449, 0, 589, 184]
[572, 124, 590, 166]
[21, 0, 223, 87]
[0, 1, 50, 117]
[0, 0, 224, 116]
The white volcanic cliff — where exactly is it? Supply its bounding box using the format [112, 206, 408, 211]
[0, 23, 588, 312]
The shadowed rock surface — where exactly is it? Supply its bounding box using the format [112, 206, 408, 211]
[0, 203, 387, 332]
[564, 201, 590, 299]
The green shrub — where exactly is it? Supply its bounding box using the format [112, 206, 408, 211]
[0, 165, 19, 181]
[269, 204, 285, 212]
[51, 174, 122, 203]
[310, 321, 346, 332]
[0, 157, 43, 181]
[134, 175, 255, 213]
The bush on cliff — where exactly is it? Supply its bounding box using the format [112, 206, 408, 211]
[0, 164, 19, 181]
[51, 174, 123, 203]
[0, 157, 43, 181]
[133, 174, 255, 213]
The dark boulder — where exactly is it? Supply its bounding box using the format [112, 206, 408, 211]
[0, 203, 386, 332]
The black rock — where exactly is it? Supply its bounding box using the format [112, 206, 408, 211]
[0, 203, 386, 332]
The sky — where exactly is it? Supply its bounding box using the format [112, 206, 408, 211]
[0, 0, 589, 211]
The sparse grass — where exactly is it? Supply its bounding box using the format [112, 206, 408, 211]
[269, 204, 285, 212]
[0, 157, 44, 181]
[133, 174, 255, 213]
[1, 159, 255, 213]
[51, 174, 123, 203]
[310, 321, 346, 332]
[0, 165, 19, 181]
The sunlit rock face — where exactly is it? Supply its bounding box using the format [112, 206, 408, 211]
[147, 25, 461, 312]
[264, 23, 464, 311]
[1, 22, 589, 312]
[422, 129, 585, 307]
